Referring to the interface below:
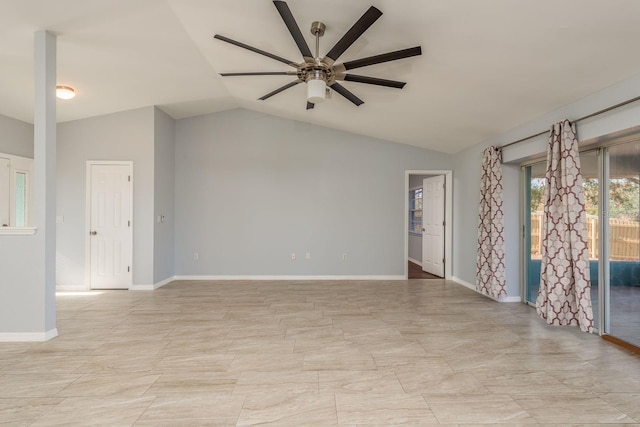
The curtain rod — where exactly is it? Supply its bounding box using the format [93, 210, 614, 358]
[499, 94, 640, 150]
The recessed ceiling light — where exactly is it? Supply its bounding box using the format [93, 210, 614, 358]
[56, 85, 76, 100]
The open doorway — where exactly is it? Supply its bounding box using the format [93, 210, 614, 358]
[405, 170, 452, 280]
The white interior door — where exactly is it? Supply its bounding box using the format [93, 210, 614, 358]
[89, 163, 132, 289]
[422, 175, 445, 277]
[0, 158, 10, 227]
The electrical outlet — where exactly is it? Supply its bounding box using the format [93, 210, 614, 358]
[342, 253, 347, 261]
[305, 252, 311, 260]
[193, 252, 199, 260]
[291, 253, 296, 260]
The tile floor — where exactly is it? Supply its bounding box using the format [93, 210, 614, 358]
[1, 279, 640, 426]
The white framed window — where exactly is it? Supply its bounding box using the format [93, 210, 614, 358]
[0, 153, 33, 228]
[409, 187, 423, 233]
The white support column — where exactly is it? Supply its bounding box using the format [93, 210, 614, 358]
[0, 30, 58, 341]
[33, 30, 58, 336]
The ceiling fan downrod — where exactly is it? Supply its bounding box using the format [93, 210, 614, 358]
[310, 21, 325, 61]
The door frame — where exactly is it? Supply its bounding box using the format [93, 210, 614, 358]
[404, 170, 453, 279]
[85, 160, 134, 290]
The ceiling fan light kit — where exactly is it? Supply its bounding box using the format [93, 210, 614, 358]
[307, 77, 326, 104]
[214, 1, 421, 109]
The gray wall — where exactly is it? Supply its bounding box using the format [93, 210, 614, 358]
[57, 107, 156, 288]
[153, 107, 176, 284]
[0, 236, 46, 333]
[0, 119, 42, 334]
[0, 114, 33, 158]
[174, 109, 452, 277]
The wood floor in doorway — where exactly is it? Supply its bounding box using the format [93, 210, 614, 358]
[408, 260, 442, 279]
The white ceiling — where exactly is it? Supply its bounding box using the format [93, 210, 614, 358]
[2, 0, 640, 153]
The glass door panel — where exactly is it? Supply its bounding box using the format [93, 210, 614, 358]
[525, 162, 546, 304]
[607, 142, 640, 346]
[15, 172, 26, 227]
[524, 151, 600, 330]
[581, 151, 600, 330]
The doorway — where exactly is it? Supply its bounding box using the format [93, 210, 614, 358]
[86, 161, 133, 290]
[405, 170, 452, 280]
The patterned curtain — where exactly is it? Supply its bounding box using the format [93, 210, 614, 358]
[476, 146, 506, 300]
[536, 120, 594, 333]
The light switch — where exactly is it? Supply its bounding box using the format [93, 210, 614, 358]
[56, 216, 64, 224]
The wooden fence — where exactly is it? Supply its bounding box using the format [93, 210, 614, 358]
[530, 211, 640, 260]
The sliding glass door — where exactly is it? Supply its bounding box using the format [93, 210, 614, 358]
[607, 142, 640, 347]
[524, 143, 640, 344]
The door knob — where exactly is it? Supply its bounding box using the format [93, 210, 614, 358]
[90, 231, 97, 235]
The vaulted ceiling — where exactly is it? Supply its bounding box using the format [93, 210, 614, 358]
[2, 0, 640, 153]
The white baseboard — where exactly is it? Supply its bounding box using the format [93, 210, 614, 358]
[173, 275, 405, 281]
[56, 285, 88, 292]
[408, 257, 422, 266]
[153, 276, 175, 289]
[129, 284, 155, 291]
[0, 328, 58, 342]
[129, 276, 177, 291]
[122, 275, 409, 291]
[451, 276, 476, 291]
[450, 276, 521, 303]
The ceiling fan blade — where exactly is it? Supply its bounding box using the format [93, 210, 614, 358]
[306, 102, 315, 110]
[220, 72, 293, 76]
[342, 74, 406, 89]
[258, 80, 301, 100]
[323, 6, 383, 64]
[214, 34, 296, 66]
[342, 46, 422, 71]
[273, 1, 314, 60]
[330, 82, 364, 106]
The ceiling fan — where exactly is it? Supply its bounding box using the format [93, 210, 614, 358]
[213, 1, 422, 109]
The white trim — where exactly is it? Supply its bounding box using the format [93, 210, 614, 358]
[154, 276, 175, 289]
[56, 285, 86, 292]
[86, 161, 134, 291]
[0, 328, 58, 342]
[173, 275, 405, 281]
[408, 257, 422, 266]
[130, 276, 176, 291]
[0, 227, 37, 235]
[451, 276, 521, 303]
[130, 284, 155, 291]
[130, 275, 406, 290]
[404, 170, 453, 280]
[452, 276, 476, 291]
